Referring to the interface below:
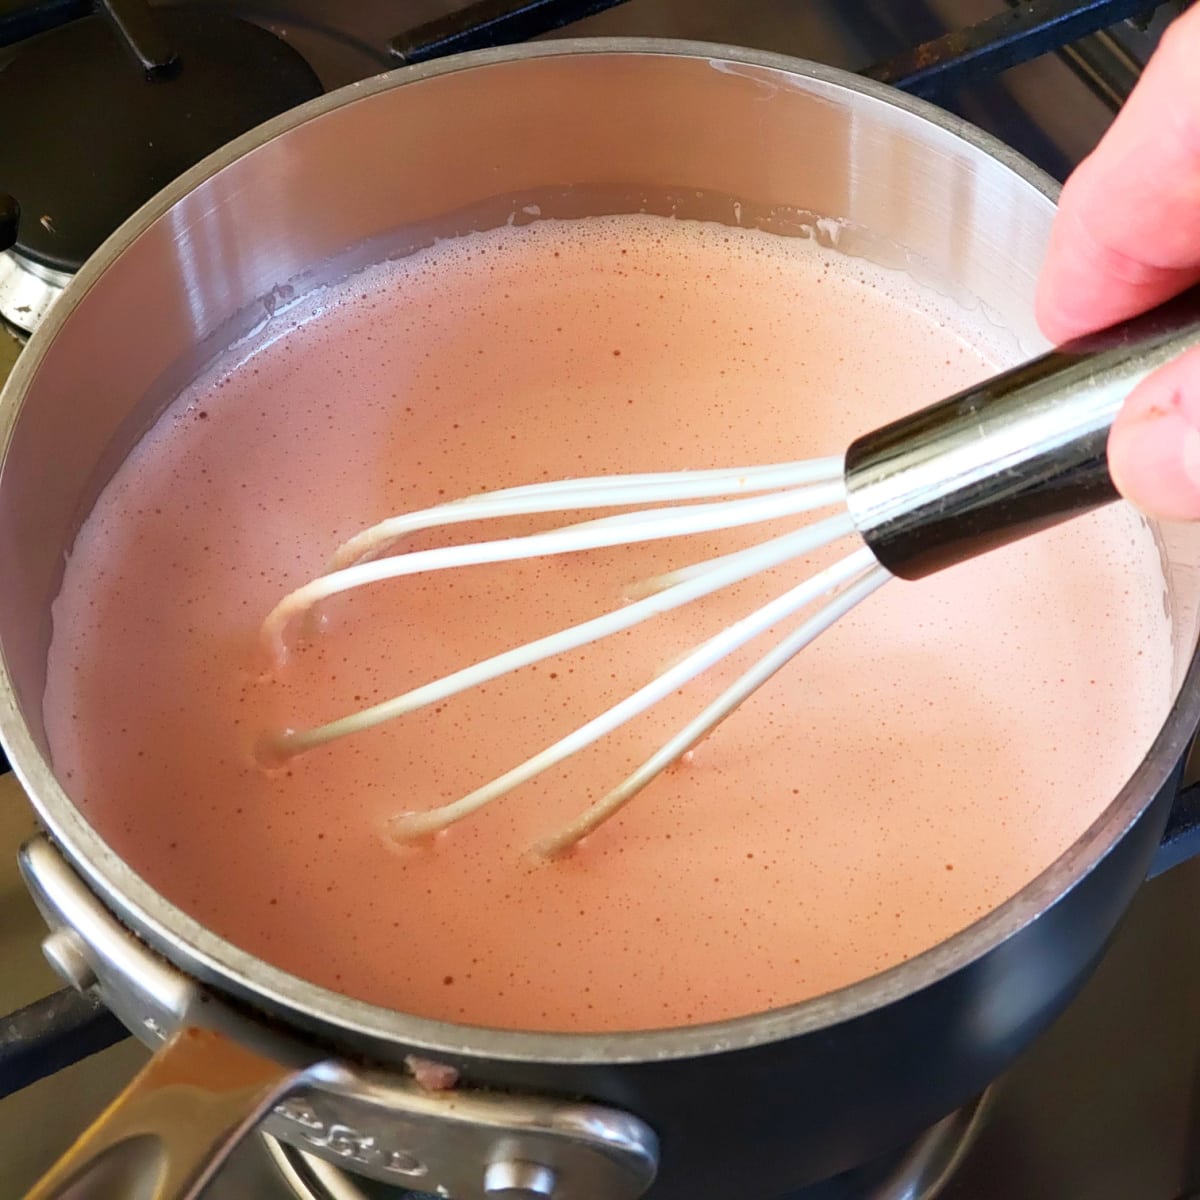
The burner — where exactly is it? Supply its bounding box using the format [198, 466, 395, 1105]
[260, 1091, 990, 1200]
[0, 2, 322, 327]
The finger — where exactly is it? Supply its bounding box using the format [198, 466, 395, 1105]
[1036, 7, 1200, 344]
[1107, 344, 1200, 521]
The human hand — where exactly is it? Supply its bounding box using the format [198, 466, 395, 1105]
[1036, 3, 1200, 520]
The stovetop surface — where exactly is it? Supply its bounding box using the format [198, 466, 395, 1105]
[1, 2, 1199, 1198]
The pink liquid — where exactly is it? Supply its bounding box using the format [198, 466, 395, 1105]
[43, 215, 1173, 1032]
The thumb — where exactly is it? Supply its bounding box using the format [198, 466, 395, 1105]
[1107, 344, 1200, 521]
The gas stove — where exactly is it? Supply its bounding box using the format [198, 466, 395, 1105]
[1, 3, 1199, 1199]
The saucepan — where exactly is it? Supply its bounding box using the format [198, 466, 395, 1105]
[3, 38, 1200, 1200]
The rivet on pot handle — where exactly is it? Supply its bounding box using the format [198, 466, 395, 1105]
[23, 1026, 300, 1200]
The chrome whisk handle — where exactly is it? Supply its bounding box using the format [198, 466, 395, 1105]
[844, 288, 1200, 581]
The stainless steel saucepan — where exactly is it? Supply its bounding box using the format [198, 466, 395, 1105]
[3, 39, 1200, 1200]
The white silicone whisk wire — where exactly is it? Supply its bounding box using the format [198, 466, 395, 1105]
[257, 461, 885, 854]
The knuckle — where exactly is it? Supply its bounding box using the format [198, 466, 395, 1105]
[1056, 181, 1162, 285]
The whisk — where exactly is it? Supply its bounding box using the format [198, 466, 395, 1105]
[259, 290, 1200, 858]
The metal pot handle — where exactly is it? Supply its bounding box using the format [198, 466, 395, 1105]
[18, 834, 659, 1200]
[23, 1026, 299, 1200]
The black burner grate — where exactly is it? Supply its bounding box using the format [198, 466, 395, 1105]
[0, 988, 126, 1097]
[865, 0, 1167, 95]
[381, 0, 1169, 94]
[389, 0, 635, 63]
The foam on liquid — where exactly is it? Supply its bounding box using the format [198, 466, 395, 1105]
[43, 214, 1173, 1032]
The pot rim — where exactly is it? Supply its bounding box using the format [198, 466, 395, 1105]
[4, 36, 1198, 1067]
